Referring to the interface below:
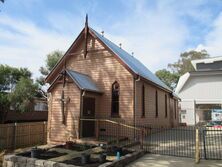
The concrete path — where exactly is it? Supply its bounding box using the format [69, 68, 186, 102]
[127, 154, 222, 167]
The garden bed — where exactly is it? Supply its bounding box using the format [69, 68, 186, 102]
[18, 150, 67, 160]
[3, 144, 144, 167]
[55, 143, 95, 152]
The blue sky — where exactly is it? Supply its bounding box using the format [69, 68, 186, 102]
[1, 0, 222, 78]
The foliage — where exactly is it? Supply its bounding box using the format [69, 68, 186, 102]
[155, 69, 180, 89]
[0, 65, 32, 92]
[8, 77, 39, 112]
[0, 64, 40, 114]
[168, 50, 209, 75]
[37, 50, 63, 86]
[156, 50, 210, 90]
[40, 50, 63, 76]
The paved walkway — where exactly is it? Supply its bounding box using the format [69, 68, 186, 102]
[127, 154, 222, 167]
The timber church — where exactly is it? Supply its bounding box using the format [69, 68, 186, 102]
[45, 16, 179, 143]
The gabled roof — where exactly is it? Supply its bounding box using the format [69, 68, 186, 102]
[46, 26, 172, 93]
[66, 70, 102, 93]
[48, 69, 102, 94]
[89, 28, 172, 92]
[175, 70, 222, 94]
[191, 56, 222, 70]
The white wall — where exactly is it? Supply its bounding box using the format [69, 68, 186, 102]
[179, 75, 222, 100]
[178, 74, 222, 125]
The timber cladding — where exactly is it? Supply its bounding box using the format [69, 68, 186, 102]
[0, 122, 47, 150]
[48, 82, 80, 143]
[135, 80, 179, 127]
[47, 31, 179, 143]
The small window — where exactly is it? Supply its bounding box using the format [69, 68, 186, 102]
[142, 85, 145, 117]
[111, 81, 119, 116]
[155, 90, 158, 117]
[165, 94, 167, 118]
[182, 115, 185, 119]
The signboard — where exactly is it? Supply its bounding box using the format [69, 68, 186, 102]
[211, 109, 222, 121]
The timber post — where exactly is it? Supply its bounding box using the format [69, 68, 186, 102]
[140, 128, 144, 149]
[96, 120, 99, 140]
[195, 128, 200, 163]
[117, 122, 120, 145]
[13, 122, 17, 150]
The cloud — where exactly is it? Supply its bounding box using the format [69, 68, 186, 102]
[0, 15, 76, 79]
[99, 0, 190, 72]
[196, 12, 222, 56]
[0, 0, 221, 80]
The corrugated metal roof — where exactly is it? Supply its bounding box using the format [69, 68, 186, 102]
[89, 27, 172, 92]
[66, 70, 102, 93]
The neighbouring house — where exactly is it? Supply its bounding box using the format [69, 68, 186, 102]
[0, 98, 48, 123]
[45, 17, 179, 144]
[175, 56, 222, 125]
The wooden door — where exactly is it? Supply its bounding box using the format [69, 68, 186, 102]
[82, 97, 95, 137]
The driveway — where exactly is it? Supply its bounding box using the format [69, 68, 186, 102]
[127, 154, 222, 167]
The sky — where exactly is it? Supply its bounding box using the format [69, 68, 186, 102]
[1, 0, 222, 79]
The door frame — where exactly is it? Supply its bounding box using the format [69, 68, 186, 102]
[80, 96, 96, 138]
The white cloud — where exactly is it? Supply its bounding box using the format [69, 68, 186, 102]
[196, 13, 222, 56]
[0, 0, 221, 80]
[0, 15, 76, 79]
[100, 0, 190, 72]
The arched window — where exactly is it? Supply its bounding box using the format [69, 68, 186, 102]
[111, 81, 119, 116]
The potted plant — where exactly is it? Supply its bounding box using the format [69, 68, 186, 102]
[99, 153, 106, 163]
[64, 131, 74, 149]
[31, 146, 41, 158]
[81, 153, 90, 164]
[65, 141, 74, 149]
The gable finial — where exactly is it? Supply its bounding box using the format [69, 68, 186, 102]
[85, 14, 88, 28]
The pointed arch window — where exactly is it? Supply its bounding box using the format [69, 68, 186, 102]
[111, 81, 119, 116]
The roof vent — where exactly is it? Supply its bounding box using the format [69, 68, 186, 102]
[119, 43, 122, 49]
[101, 31, 104, 37]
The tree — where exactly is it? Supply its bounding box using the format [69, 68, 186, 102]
[168, 50, 209, 75]
[0, 65, 32, 92]
[156, 50, 210, 90]
[8, 77, 39, 112]
[155, 69, 180, 89]
[37, 50, 63, 86]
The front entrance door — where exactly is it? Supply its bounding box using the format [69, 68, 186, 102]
[82, 97, 95, 138]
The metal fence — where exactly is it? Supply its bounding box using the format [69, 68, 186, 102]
[141, 126, 196, 158]
[80, 119, 222, 160]
[200, 127, 222, 160]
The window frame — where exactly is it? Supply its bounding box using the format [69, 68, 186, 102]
[111, 81, 120, 117]
[165, 94, 168, 118]
[155, 90, 158, 118]
[141, 84, 145, 118]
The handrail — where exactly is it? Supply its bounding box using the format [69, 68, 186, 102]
[80, 118, 141, 131]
